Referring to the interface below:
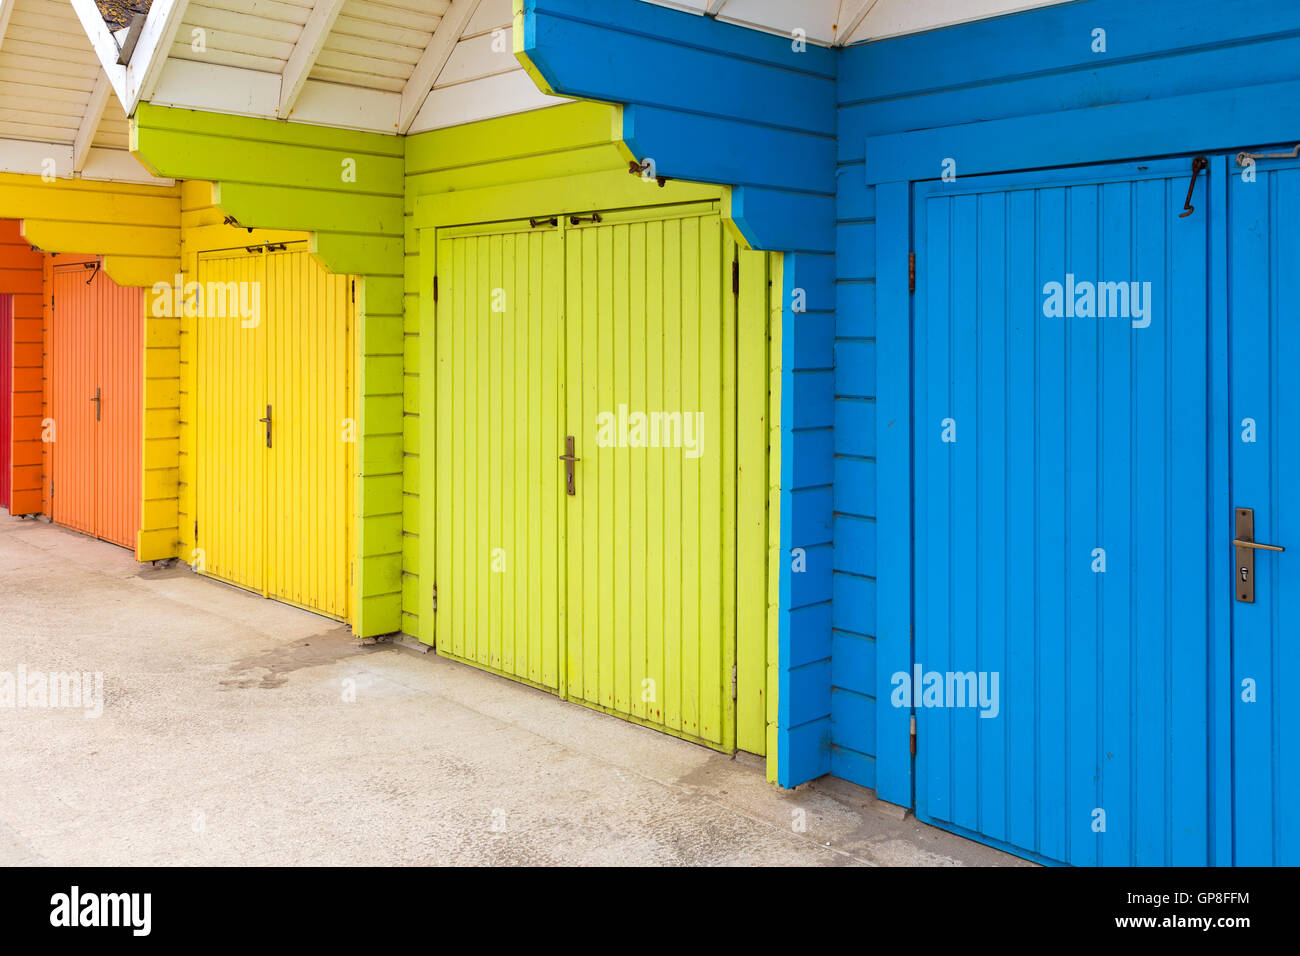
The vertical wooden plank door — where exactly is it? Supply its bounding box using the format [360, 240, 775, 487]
[49, 263, 142, 551]
[195, 247, 355, 622]
[912, 159, 1214, 865]
[433, 203, 763, 753]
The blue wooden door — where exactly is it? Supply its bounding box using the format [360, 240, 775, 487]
[1228, 152, 1300, 866]
[912, 158, 1216, 866]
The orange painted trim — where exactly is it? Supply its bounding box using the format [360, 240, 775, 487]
[0, 219, 45, 515]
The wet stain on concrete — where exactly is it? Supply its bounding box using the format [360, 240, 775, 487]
[220, 626, 377, 690]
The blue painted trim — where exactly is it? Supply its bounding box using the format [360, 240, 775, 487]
[917, 811, 1069, 868]
[1206, 154, 1233, 868]
[776, 256, 795, 786]
[873, 181, 912, 808]
[865, 78, 1300, 185]
[521, 0, 838, 252]
[842, 0, 1300, 106]
[525, 0, 835, 77]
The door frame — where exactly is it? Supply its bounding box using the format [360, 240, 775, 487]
[872, 112, 1296, 861]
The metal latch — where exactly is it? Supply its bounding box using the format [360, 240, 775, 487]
[1180, 156, 1208, 218]
[1236, 144, 1300, 167]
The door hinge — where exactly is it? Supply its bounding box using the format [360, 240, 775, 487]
[909, 715, 917, 755]
[908, 252, 916, 293]
[731, 664, 737, 701]
[732, 258, 740, 296]
[432, 275, 438, 302]
[350, 279, 355, 303]
[193, 518, 198, 542]
[49, 479, 53, 500]
[431, 583, 437, 612]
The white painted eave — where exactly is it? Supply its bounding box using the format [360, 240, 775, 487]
[0, 0, 172, 185]
[639, 0, 1077, 47]
[68, 0, 567, 136]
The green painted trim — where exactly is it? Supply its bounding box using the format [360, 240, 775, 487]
[415, 169, 724, 230]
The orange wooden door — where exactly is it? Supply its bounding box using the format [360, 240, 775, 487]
[50, 263, 142, 551]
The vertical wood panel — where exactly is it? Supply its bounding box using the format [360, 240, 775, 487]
[438, 223, 564, 688]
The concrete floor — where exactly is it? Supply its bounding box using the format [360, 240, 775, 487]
[0, 511, 1024, 866]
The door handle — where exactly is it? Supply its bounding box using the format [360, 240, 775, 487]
[90, 387, 100, 422]
[559, 436, 580, 496]
[1231, 539, 1285, 552]
[1235, 507, 1284, 603]
[258, 404, 272, 449]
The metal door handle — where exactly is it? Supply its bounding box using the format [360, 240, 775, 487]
[1232, 539, 1285, 552]
[91, 387, 100, 422]
[559, 436, 580, 496]
[258, 404, 272, 448]
[1235, 508, 1284, 603]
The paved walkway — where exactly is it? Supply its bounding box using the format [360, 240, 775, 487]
[0, 512, 1023, 866]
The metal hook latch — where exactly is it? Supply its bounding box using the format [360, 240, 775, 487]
[1180, 156, 1209, 219]
[1236, 144, 1300, 167]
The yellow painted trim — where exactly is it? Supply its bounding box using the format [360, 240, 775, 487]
[0, 172, 181, 287]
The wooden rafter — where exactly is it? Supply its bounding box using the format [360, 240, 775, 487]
[278, 0, 349, 118]
[398, 0, 483, 135]
[74, 72, 113, 173]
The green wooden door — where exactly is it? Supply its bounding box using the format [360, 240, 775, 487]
[434, 204, 768, 754]
[436, 220, 566, 689]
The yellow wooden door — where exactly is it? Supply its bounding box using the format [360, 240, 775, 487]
[564, 206, 736, 749]
[195, 247, 355, 623]
[263, 248, 355, 621]
[195, 251, 268, 595]
[436, 221, 566, 688]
